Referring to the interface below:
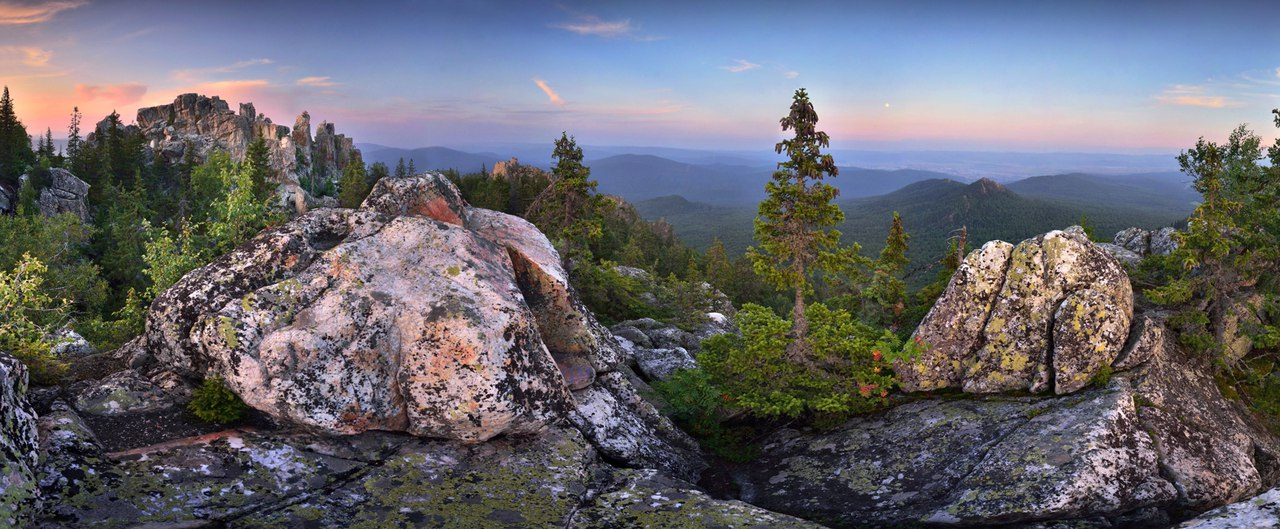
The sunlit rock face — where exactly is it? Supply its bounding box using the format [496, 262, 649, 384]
[896, 226, 1133, 395]
[145, 173, 631, 443]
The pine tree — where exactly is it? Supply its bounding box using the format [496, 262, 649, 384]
[244, 136, 274, 203]
[394, 157, 407, 178]
[862, 212, 910, 329]
[407, 158, 417, 176]
[747, 88, 856, 361]
[368, 161, 389, 188]
[704, 239, 734, 295]
[0, 86, 35, 186]
[526, 133, 610, 269]
[338, 160, 370, 208]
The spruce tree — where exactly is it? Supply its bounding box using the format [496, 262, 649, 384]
[863, 212, 910, 329]
[526, 133, 609, 269]
[0, 86, 35, 186]
[394, 157, 407, 178]
[244, 136, 274, 203]
[747, 88, 855, 361]
[407, 158, 416, 176]
[338, 160, 370, 208]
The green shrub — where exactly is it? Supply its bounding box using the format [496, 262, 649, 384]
[570, 260, 662, 325]
[0, 254, 69, 384]
[188, 376, 248, 424]
[653, 368, 757, 462]
[699, 303, 904, 420]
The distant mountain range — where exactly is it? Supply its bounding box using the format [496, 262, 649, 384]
[359, 144, 506, 173]
[636, 175, 1196, 287]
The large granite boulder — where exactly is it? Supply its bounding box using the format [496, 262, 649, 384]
[0, 352, 41, 527]
[1113, 226, 1180, 257]
[145, 174, 635, 446]
[897, 227, 1133, 395]
[733, 313, 1280, 528]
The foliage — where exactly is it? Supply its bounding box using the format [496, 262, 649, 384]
[858, 211, 910, 330]
[653, 368, 757, 461]
[244, 136, 275, 203]
[526, 133, 612, 267]
[699, 303, 902, 420]
[569, 260, 661, 325]
[73, 288, 146, 352]
[0, 211, 108, 316]
[0, 86, 35, 186]
[748, 88, 861, 360]
[338, 158, 371, 208]
[0, 254, 70, 384]
[188, 376, 248, 424]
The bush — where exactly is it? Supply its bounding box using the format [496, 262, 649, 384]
[653, 368, 756, 461]
[0, 254, 69, 384]
[570, 261, 662, 325]
[699, 303, 904, 420]
[188, 376, 248, 424]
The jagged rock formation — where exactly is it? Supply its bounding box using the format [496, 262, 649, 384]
[898, 226, 1133, 394]
[0, 352, 40, 527]
[131, 93, 360, 211]
[734, 309, 1280, 528]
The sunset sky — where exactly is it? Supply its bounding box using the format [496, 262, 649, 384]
[1, 0, 1278, 153]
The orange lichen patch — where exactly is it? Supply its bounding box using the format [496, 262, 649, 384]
[105, 428, 257, 459]
[326, 257, 359, 281]
[283, 253, 300, 269]
[412, 196, 464, 226]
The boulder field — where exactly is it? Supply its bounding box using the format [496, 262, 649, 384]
[1, 174, 1276, 528]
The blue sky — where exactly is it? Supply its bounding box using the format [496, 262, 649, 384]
[1, 0, 1278, 153]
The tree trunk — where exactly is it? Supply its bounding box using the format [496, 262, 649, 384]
[787, 264, 811, 364]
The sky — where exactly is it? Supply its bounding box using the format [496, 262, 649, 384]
[1, 0, 1278, 154]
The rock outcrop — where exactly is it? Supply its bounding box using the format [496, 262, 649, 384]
[0, 352, 40, 527]
[32, 169, 92, 223]
[1114, 226, 1180, 257]
[1179, 487, 1280, 528]
[131, 93, 360, 211]
[146, 175, 603, 443]
[734, 311, 1280, 528]
[897, 227, 1133, 395]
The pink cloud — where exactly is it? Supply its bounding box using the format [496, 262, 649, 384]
[0, 0, 86, 25]
[75, 83, 148, 105]
[296, 76, 337, 88]
[533, 78, 565, 106]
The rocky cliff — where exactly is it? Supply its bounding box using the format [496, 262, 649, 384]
[129, 93, 360, 211]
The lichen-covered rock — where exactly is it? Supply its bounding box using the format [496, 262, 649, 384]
[71, 370, 173, 416]
[631, 347, 697, 381]
[735, 315, 1280, 528]
[1099, 242, 1143, 266]
[49, 327, 95, 358]
[897, 240, 1013, 392]
[146, 174, 635, 443]
[1114, 227, 1151, 255]
[570, 468, 825, 529]
[900, 228, 1132, 395]
[612, 325, 653, 349]
[1151, 227, 1180, 256]
[1178, 487, 1280, 528]
[27, 168, 92, 224]
[0, 351, 41, 527]
[229, 427, 598, 529]
[1052, 289, 1131, 394]
[465, 207, 623, 372]
[1219, 294, 1264, 364]
[568, 371, 706, 482]
[37, 428, 369, 527]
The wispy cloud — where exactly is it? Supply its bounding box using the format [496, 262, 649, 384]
[550, 14, 660, 40]
[0, 0, 86, 25]
[75, 83, 147, 105]
[533, 78, 565, 106]
[0, 46, 52, 67]
[720, 59, 760, 73]
[1155, 84, 1241, 108]
[296, 76, 337, 88]
[171, 58, 273, 82]
[784, 70, 799, 79]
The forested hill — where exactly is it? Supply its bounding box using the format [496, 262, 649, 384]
[637, 177, 1192, 286]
